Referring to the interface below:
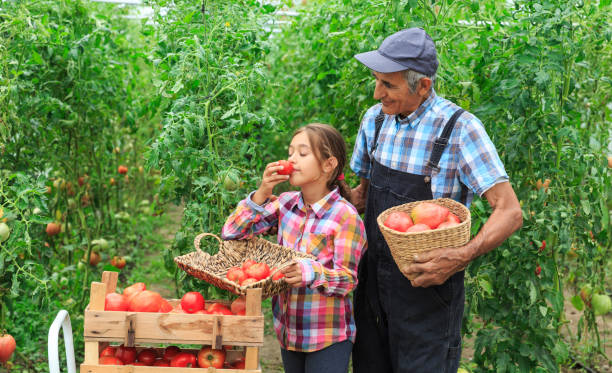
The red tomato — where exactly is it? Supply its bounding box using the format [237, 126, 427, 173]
[129, 290, 163, 312]
[158, 299, 173, 313]
[115, 345, 137, 364]
[99, 346, 116, 358]
[118, 165, 128, 175]
[277, 160, 294, 175]
[233, 359, 246, 369]
[154, 359, 170, 366]
[123, 282, 146, 299]
[226, 267, 247, 284]
[236, 309, 246, 316]
[211, 308, 233, 316]
[110, 256, 126, 269]
[99, 356, 124, 365]
[132, 362, 148, 366]
[241, 278, 258, 287]
[104, 293, 128, 311]
[0, 334, 16, 363]
[383, 211, 413, 232]
[163, 346, 181, 361]
[245, 262, 270, 281]
[207, 303, 229, 313]
[137, 348, 157, 365]
[272, 270, 285, 281]
[170, 352, 197, 367]
[230, 297, 246, 315]
[241, 259, 257, 271]
[197, 347, 226, 369]
[180, 291, 205, 313]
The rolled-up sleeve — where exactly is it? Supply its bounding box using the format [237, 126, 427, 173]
[458, 117, 509, 197]
[221, 191, 280, 240]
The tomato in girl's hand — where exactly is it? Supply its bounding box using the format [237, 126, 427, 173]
[277, 160, 294, 175]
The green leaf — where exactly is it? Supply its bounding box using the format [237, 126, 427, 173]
[571, 295, 584, 311]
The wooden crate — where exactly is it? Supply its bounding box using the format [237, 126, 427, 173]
[80, 271, 263, 372]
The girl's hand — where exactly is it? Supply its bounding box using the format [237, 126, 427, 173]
[281, 262, 303, 288]
[252, 162, 290, 205]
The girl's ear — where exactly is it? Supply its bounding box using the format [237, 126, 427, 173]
[323, 156, 338, 174]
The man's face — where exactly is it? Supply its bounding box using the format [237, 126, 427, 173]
[372, 71, 430, 116]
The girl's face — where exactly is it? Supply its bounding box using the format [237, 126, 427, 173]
[287, 132, 329, 188]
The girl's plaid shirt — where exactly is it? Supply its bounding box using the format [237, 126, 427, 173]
[222, 187, 367, 352]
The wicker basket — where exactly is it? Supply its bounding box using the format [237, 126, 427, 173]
[376, 198, 471, 279]
[174, 233, 315, 299]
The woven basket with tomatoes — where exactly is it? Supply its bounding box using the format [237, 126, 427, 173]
[174, 233, 315, 299]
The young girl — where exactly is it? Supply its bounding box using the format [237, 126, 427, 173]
[222, 123, 367, 373]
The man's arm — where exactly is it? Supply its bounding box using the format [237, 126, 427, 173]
[403, 181, 523, 287]
[350, 177, 370, 214]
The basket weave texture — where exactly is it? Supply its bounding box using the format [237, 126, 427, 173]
[174, 233, 315, 299]
[376, 198, 471, 278]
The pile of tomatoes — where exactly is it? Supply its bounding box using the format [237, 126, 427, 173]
[104, 282, 247, 316]
[225, 259, 285, 286]
[98, 344, 243, 369]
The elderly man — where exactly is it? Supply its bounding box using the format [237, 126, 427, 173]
[349, 28, 523, 372]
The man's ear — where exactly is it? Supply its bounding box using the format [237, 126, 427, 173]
[323, 157, 338, 174]
[417, 78, 432, 96]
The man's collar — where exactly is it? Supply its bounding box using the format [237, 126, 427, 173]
[396, 89, 437, 127]
[293, 187, 341, 218]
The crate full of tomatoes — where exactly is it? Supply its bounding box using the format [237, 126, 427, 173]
[81, 271, 263, 372]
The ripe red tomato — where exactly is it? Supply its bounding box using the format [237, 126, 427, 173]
[233, 359, 246, 369]
[0, 334, 16, 363]
[207, 303, 230, 313]
[170, 352, 197, 367]
[99, 346, 116, 358]
[197, 347, 226, 369]
[163, 346, 181, 361]
[123, 282, 146, 299]
[211, 308, 233, 316]
[129, 290, 163, 312]
[153, 359, 170, 366]
[137, 348, 158, 365]
[118, 165, 128, 175]
[158, 299, 173, 313]
[383, 211, 413, 232]
[180, 291, 205, 313]
[241, 259, 257, 271]
[104, 293, 128, 311]
[99, 356, 124, 365]
[227, 267, 247, 284]
[241, 278, 258, 287]
[277, 160, 294, 175]
[272, 269, 285, 281]
[115, 345, 137, 364]
[230, 297, 246, 315]
[245, 262, 270, 281]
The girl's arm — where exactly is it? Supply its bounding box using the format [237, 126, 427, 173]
[295, 212, 367, 297]
[221, 193, 281, 240]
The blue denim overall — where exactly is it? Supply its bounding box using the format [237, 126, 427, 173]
[353, 109, 466, 373]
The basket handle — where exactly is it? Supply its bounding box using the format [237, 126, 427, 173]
[194, 233, 223, 258]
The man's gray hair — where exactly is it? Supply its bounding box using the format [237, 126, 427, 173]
[403, 69, 435, 93]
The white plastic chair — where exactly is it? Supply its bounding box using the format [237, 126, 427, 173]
[48, 310, 77, 373]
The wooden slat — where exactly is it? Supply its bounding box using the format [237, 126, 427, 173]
[84, 311, 264, 345]
[244, 288, 262, 371]
[90, 282, 107, 311]
[211, 316, 223, 350]
[80, 364, 261, 373]
[102, 271, 119, 294]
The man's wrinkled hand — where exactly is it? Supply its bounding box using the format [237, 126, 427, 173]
[401, 246, 469, 287]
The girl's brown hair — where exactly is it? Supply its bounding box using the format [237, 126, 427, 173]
[292, 123, 352, 201]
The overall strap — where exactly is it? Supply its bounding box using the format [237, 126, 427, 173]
[426, 108, 469, 204]
[426, 108, 465, 172]
[369, 109, 386, 159]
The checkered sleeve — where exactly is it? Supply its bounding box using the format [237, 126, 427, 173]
[297, 211, 367, 297]
[350, 105, 381, 179]
[457, 116, 509, 197]
[221, 191, 280, 240]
